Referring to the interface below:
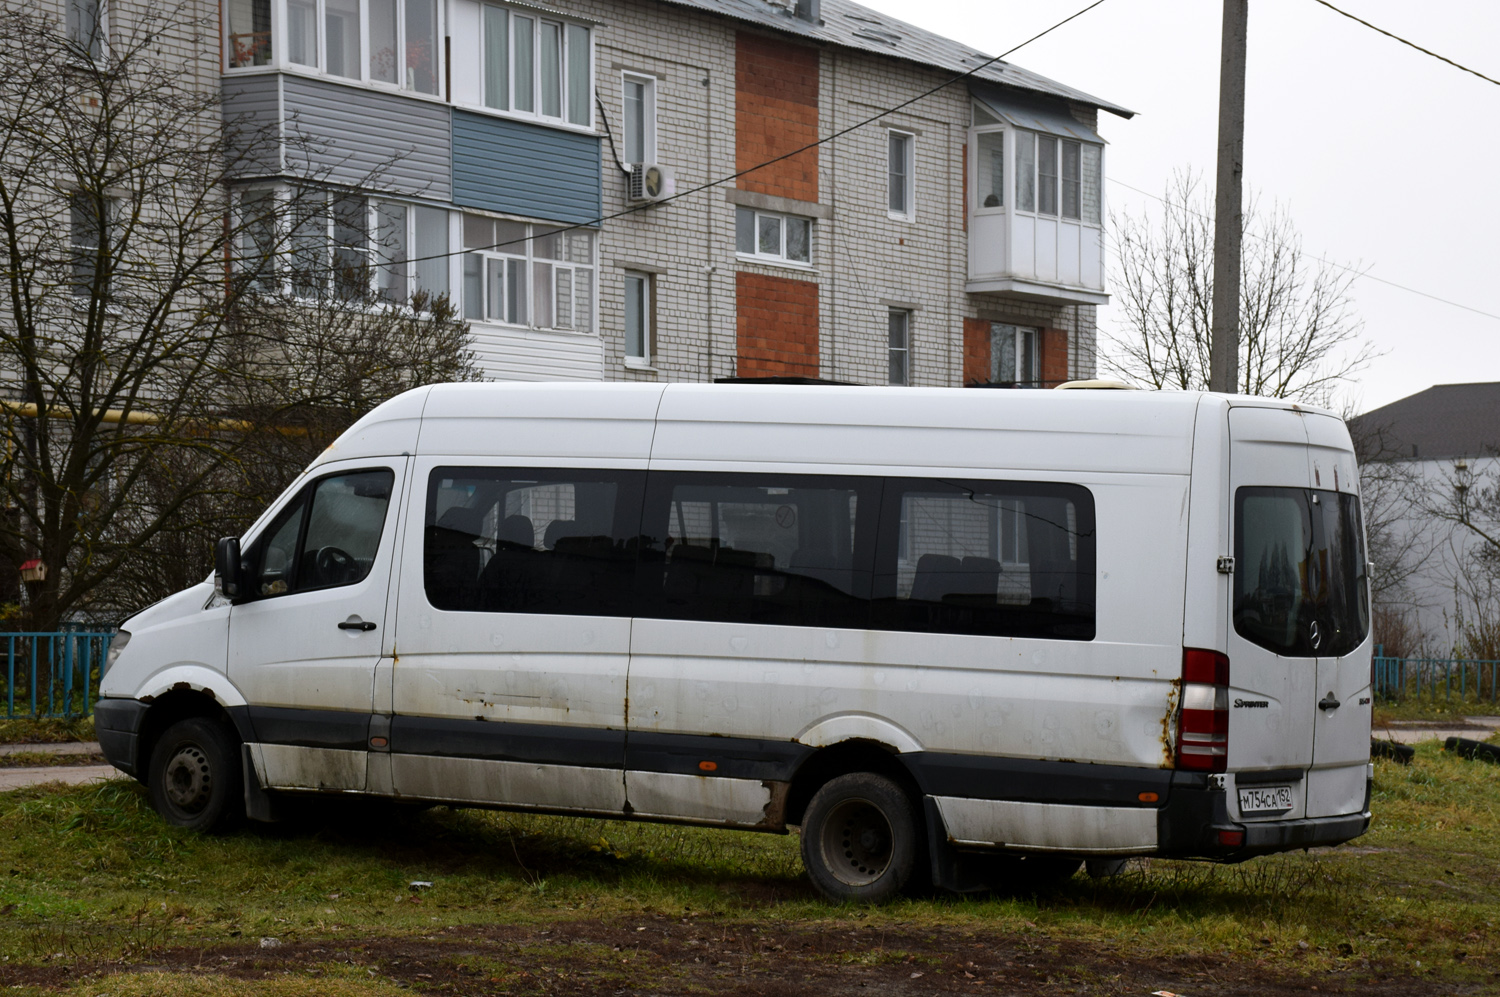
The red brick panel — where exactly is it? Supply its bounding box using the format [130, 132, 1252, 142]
[736, 32, 819, 202]
[963, 318, 991, 386]
[1041, 328, 1069, 388]
[736, 271, 820, 378]
[735, 32, 819, 106]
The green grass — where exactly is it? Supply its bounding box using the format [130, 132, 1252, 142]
[0, 717, 94, 745]
[1374, 698, 1500, 724]
[2, 745, 1499, 991]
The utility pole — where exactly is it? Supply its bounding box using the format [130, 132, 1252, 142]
[1210, 0, 1247, 393]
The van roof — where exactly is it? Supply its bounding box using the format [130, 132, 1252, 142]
[316, 383, 1336, 475]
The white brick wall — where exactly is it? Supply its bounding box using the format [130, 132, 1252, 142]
[557, 1, 1103, 387]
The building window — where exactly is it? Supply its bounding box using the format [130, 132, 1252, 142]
[1016, 131, 1035, 212]
[67, 0, 106, 59]
[461, 214, 596, 331]
[374, 202, 449, 304]
[887, 309, 910, 385]
[480, 3, 591, 126]
[888, 131, 913, 218]
[70, 192, 110, 298]
[734, 206, 812, 266]
[975, 130, 1003, 210]
[1014, 131, 1099, 223]
[248, 188, 449, 307]
[227, 0, 441, 96]
[623, 271, 651, 364]
[991, 323, 1038, 386]
[622, 74, 656, 164]
[226, 0, 272, 67]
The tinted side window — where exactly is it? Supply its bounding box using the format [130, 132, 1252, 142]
[424, 467, 644, 616]
[250, 469, 395, 598]
[874, 479, 1096, 640]
[635, 472, 879, 628]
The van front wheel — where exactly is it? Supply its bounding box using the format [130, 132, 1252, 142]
[801, 773, 918, 903]
[148, 718, 243, 832]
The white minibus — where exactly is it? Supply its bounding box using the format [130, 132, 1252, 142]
[96, 383, 1373, 901]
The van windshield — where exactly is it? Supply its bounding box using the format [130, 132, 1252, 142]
[1234, 487, 1369, 658]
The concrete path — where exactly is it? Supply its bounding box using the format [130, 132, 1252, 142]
[0, 764, 119, 791]
[0, 740, 120, 791]
[0, 740, 101, 756]
[1376, 715, 1500, 745]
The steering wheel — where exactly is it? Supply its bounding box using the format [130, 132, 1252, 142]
[315, 546, 356, 585]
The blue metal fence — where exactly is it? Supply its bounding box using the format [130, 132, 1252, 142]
[1373, 646, 1500, 706]
[1, 632, 115, 719]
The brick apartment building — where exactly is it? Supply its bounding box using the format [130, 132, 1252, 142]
[213, 0, 1132, 385]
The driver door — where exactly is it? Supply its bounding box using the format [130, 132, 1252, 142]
[229, 458, 408, 792]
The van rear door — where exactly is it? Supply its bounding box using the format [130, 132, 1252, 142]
[1225, 406, 1316, 822]
[1303, 414, 1373, 819]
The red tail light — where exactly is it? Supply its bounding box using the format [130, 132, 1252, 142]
[1177, 648, 1230, 772]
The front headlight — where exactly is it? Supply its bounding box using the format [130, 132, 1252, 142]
[104, 630, 130, 673]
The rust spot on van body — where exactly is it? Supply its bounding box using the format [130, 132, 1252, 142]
[757, 780, 790, 831]
[1159, 678, 1181, 769]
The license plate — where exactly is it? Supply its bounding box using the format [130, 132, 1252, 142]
[1237, 784, 1293, 815]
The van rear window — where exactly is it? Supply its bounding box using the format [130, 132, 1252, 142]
[1234, 487, 1369, 657]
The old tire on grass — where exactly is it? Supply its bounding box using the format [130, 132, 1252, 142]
[148, 717, 243, 831]
[1445, 736, 1500, 764]
[1371, 739, 1415, 764]
[801, 772, 918, 904]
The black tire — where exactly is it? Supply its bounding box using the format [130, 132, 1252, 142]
[148, 717, 244, 831]
[1371, 739, 1415, 765]
[800, 773, 918, 904]
[1445, 736, 1500, 764]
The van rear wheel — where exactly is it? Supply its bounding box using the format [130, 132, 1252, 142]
[801, 773, 918, 903]
[148, 718, 243, 832]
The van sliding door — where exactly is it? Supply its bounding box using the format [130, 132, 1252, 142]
[387, 463, 645, 813]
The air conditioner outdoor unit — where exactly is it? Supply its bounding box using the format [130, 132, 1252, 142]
[629, 163, 676, 202]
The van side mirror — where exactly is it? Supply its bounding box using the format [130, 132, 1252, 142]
[215, 537, 243, 600]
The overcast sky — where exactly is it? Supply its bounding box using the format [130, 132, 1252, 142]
[861, 0, 1500, 414]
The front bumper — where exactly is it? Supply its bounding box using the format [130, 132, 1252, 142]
[93, 698, 149, 777]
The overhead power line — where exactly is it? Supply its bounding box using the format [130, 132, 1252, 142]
[1107, 176, 1500, 324]
[383, 0, 1113, 267]
[1309, 0, 1500, 88]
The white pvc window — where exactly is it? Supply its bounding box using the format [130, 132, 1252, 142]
[734, 207, 812, 266]
[461, 215, 596, 331]
[67, 0, 106, 59]
[887, 131, 914, 218]
[226, 0, 441, 97]
[623, 74, 656, 164]
[974, 130, 1004, 210]
[251, 187, 448, 308]
[888, 309, 910, 385]
[480, 3, 592, 126]
[1013, 130, 1099, 223]
[992, 323, 1038, 386]
[624, 271, 651, 363]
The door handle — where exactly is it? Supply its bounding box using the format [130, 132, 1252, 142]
[338, 619, 377, 632]
[1318, 692, 1341, 711]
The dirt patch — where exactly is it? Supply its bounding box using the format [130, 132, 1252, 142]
[1, 917, 1485, 996]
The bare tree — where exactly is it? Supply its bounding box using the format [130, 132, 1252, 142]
[1425, 452, 1500, 658]
[1346, 415, 1440, 654]
[1103, 171, 1375, 406]
[0, 5, 476, 628]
